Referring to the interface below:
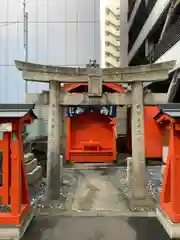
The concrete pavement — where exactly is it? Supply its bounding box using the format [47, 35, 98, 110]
[22, 166, 171, 240]
[23, 216, 170, 240]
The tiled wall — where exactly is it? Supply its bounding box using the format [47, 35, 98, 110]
[0, 0, 100, 103]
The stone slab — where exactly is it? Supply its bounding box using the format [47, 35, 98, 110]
[161, 165, 166, 177]
[39, 209, 157, 217]
[129, 196, 156, 209]
[24, 153, 34, 164]
[33, 178, 43, 191]
[27, 165, 42, 185]
[25, 158, 38, 174]
[157, 207, 180, 239]
[0, 205, 37, 240]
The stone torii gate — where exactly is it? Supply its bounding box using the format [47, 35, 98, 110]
[15, 60, 175, 203]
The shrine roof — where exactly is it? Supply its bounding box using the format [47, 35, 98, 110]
[60, 83, 125, 93]
[154, 103, 180, 119]
[0, 104, 37, 118]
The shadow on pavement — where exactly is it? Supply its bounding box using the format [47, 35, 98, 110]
[23, 216, 60, 240]
[127, 217, 170, 240]
[22, 215, 171, 240]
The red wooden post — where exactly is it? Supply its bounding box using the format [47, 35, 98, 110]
[160, 123, 180, 222]
[154, 107, 180, 223]
[1, 132, 10, 205]
[10, 123, 22, 216]
[0, 107, 36, 225]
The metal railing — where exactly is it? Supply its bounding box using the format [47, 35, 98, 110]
[148, 16, 180, 62]
[128, 0, 158, 51]
[128, 0, 137, 19]
[146, 0, 157, 15]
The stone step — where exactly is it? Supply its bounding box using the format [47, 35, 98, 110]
[33, 178, 43, 191]
[25, 158, 38, 174]
[73, 162, 116, 169]
[161, 165, 166, 177]
[27, 165, 42, 185]
[24, 153, 34, 164]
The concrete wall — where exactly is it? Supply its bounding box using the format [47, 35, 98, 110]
[128, 0, 172, 63]
[116, 107, 127, 135]
[26, 105, 49, 139]
[25, 93, 48, 138]
[25, 93, 127, 138]
[26, 0, 100, 66]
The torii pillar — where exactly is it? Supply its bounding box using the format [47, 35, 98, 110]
[131, 81, 146, 199]
[46, 81, 61, 200]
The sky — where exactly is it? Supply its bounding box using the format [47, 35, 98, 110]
[0, 0, 100, 103]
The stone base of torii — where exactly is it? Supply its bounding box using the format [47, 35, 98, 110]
[15, 59, 175, 207]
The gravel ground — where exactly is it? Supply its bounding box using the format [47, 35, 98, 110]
[31, 166, 162, 214]
[0, 166, 162, 214]
[30, 169, 80, 214]
[147, 166, 162, 201]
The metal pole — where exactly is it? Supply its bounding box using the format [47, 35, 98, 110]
[23, 0, 28, 93]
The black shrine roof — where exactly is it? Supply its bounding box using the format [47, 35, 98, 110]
[0, 104, 37, 119]
[154, 103, 180, 119]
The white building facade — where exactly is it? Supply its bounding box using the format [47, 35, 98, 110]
[100, 0, 128, 68]
[100, 0, 120, 68]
